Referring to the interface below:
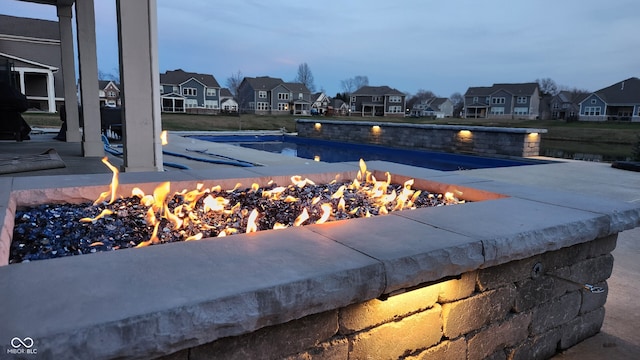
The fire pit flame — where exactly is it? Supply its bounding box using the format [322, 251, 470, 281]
[63, 158, 466, 253]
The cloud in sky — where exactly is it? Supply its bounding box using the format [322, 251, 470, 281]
[2, 0, 639, 97]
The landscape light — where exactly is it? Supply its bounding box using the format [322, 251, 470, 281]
[372, 125, 381, 133]
[314, 123, 322, 130]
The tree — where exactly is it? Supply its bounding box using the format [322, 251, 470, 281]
[294, 63, 316, 92]
[536, 78, 559, 96]
[225, 70, 243, 97]
[406, 89, 436, 111]
[98, 68, 120, 82]
[341, 75, 369, 94]
[449, 92, 464, 117]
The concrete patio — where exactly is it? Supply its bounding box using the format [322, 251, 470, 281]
[0, 131, 638, 359]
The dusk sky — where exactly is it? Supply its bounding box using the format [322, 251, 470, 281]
[2, 0, 639, 98]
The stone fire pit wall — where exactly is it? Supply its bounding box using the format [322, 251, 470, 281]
[0, 161, 638, 360]
[296, 119, 547, 157]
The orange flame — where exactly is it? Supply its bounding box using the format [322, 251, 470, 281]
[246, 209, 259, 233]
[80, 209, 114, 223]
[294, 208, 310, 226]
[94, 157, 120, 205]
[316, 203, 332, 224]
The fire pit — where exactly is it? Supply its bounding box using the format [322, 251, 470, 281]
[0, 160, 638, 359]
[9, 159, 466, 264]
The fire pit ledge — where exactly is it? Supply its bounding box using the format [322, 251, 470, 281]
[0, 161, 639, 360]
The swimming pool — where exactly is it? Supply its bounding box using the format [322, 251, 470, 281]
[191, 134, 552, 171]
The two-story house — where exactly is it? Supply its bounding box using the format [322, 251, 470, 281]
[98, 80, 120, 107]
[237, 76, 312, 115]
[578, 77, 640, 122]
[0, 14, 63, 113]
[349, 85, 406, 117]
[160, 69, 221, 113]
[410, 97, 454, 118]
[464, 83, 540, 120]
[549, 91, 589, 121]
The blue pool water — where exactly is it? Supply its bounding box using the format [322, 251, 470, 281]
[191, 134, 552, 171]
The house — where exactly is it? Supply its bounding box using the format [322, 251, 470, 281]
[311, 92, 330, 115]
[349, 85, 406, 117]
[237, 76, 312, 115]
[219, 88, 238, 113]
[549, 90, 589, 121]
[159, 69, 221, 113]
[98, 80, 121, 107]
[410, 97, 454, 118]
[464, 82, 540, 120]
[327, 98, 349, 116]
[578, 77, 640, 122]
[0, 14, 64, 113]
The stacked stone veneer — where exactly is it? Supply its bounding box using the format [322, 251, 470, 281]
[296, 119, 547, 157]
[162, 235, 614, 360]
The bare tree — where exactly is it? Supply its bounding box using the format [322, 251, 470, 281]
[225, 70, 244, 97]
[406, 89, 436, 111]
[536, 78, 559, 96]
[340, 75, 369, 94]
[449, 92, 464, 117]
[294, 63, 316, 92]
[98, 67, 120, 82]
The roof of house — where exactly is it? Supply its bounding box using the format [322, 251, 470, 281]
[98, 80, 119, 90]
[284, 82, 311, 93]
[242, 76, 285, 90]
[592, 77, 640, 104]
[352, 85, 405, 96]
[465, 83, 539, 97]
[160, 69, 220, 88]
[220, 88, 233, 98]
[0, 14, 59, 41]
[555, 90, 589, 104]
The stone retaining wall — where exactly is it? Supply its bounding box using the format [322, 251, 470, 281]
[296, 119, 547, 157]
[162, 235, 615, 360]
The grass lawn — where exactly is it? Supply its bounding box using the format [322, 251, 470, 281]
[23, 112, 640, 160]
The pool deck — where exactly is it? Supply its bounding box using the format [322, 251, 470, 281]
[1, 130, 639, 359]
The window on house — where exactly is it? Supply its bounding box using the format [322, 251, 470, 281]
[206, 88, 216, 96]
[485, 97, 490, 104]
[350, 96, 356, 103]
[389, 96, 401, 103]
[259, 91, 267, 98]
[584, 106, 601, 116]
[160, 87, 164, 94]
[298, 93, 303, 99]
[514, 107, 528, 115]
[491, 97, 505, 104]
[257, 102, 269, 110]
[204, 100, 218, 109]
[552, 103, 559, 109]
[278, 93, 290, 100]
[562, 103, 569, 109]
[372, 96, 382, 102]
[278, 103, 289, 111]
[249, 102, 255, 110]
[473, 97, 478, 103]
[591, 99, 597, 104]
[185, 99, 198, 108]
[172, 86, 179, 93]
[490, 107, 505, 115]
[183, 87, 197, 96]
[107, 91, 116, 97]
[517, 96, 527, 104]
[388, 105, 402, 113]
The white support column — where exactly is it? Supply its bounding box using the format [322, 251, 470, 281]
[57, 4, 81, 142]
[46, 71, 56, 112]
[75, 0, 104, 156]
[116, 0, 163, 172]
[18, 70, 25, 94]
